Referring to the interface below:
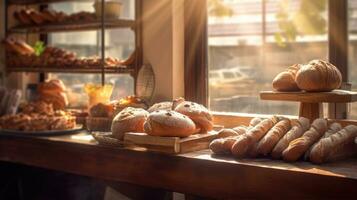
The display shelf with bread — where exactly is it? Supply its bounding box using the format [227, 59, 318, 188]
[8, 0, 93, 5]
[260, 59, 357, 122]
[4, 0, 143, 87]
[9, 19, 136, 34]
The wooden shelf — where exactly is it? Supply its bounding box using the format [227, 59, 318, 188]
[6, 66, 134, 74]
[260, 90, 357, 103]
[8, 0, 93, 5]
[8, 19, 135, 34]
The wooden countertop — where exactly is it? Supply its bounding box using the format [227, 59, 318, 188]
[0, 132, 356, 199]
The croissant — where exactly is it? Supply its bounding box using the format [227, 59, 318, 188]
[272, 64, 301, 91]
[295, 60, 342, 92]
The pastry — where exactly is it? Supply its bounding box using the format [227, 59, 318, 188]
[271, 117, 310, 159]
[231, 116, 279, 158]
[282, 118, 328, 162]
[41, 9, 58, 23]
[272, 64, 301, 91]
[295, 60, 342, 92]
[37, 79, 68, 110]
[111, 107, 149, 140]
[89, 103, 114, 118]
[28, 10, 45, 25]
[14, 10, 33, 25]
[144, 110, 197, 137]
[37, 79, 66, 93]
[255, 118, 291, 156]
[174, 101, 213, 132]
[147, 102, 173, 113]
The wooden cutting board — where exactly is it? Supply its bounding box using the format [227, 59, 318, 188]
[124, 131, 218, 154]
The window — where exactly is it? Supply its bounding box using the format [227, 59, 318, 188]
[206, 0, 329, 115]
[47, 1, 136, 108]
[349, 0, 357, 119]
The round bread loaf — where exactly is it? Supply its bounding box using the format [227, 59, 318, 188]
[111, 107, 149, 140]
[174, 101, 213, 132]
[144, 110, 197, 137]
[295, 60, 342, 92]
[272, 64, 301, 92]
[147, 102, 173, 113]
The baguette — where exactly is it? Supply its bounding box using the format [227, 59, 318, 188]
[217, 128, 243, 138]
[210, 137, 238, 155]
[231, 116, 279, 158]
[282, 118, 328, 162]
[271, 117, 310, 159]
[249, 117, 262, 127]
[304, 122, 342, 160]
[256, 118, 291, 156]
[309, 125, 357, 164]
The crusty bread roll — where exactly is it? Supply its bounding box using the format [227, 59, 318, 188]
[37, 79, 66, 93]
[147, 102, 173, 113]
[217, 128, 241, 138]
[14, 40, 35, 55]
[282, 118, 328, 162]
[309, 125, 357, 164]
[232, 126, 248, 135]
[231, 116, 279, 158]
[249, 117, 263, 127]
[37, 79, 68, 110]
[304, 122, 342, 161]
[144, 110, 197, 137]
[271, 117, 310, 159]
[210, 136, 239, 155]
[255, 118, 291, 156]
[174, 101, 213, 132]
[295, 60, 342, 92]
[272, 64, 301, 91]
[111, 107, 149, 140]
[38, 92, 68, 110]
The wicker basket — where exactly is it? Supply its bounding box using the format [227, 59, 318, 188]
[86, 117, 113, 132]
[91, 132, 125, 147]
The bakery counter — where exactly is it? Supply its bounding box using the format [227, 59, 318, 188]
[0, 132, 356, 199]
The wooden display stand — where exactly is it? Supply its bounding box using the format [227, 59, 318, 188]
[260, 90, 357, 122]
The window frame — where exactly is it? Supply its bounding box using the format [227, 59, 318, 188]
[185, 0, 350, 118]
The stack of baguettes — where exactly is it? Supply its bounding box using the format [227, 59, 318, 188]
[209, 117, 357, 164]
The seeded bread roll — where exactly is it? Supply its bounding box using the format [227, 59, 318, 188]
[231, 116, 279, 158]
[272, 64, 301, 91]
[144, 110, 197, 137]
[174, 101, 213, 132]
[295, 60, 342, 92]
[147, 102, 173, 113]
[271, 117, 310, 159]
[282, 118, 328, 162]
[112, 107, 149, 140]
[309, 125, 357, 164]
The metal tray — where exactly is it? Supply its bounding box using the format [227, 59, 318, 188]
[0, 125, 84, 137]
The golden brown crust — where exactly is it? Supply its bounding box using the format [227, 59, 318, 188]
[231, 116, 279, 158]
[217, 128, 240, 138]
[38, 92, 68, 110]
[256, 119, 291, 156]
[271, 117, 310, 159]
[174, 101, 213, 132]
[111, 107, 149, 140]
[147, 102, 173, 113]
[272, 64, 301, 91]
[144, 110, 197, 137]
[309, 125, 357, 164]
[295, 60, 342, 92]
[282, 118, 327, 162]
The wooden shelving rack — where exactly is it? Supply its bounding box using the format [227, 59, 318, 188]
[4, 0, 143, 83]
[260, 90, 357, 122]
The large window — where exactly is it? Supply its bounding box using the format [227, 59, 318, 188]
[48, 1, 136, 108]
[207, 0, 329, 115]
